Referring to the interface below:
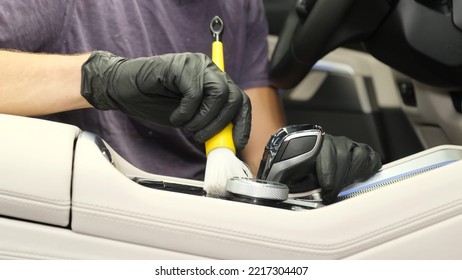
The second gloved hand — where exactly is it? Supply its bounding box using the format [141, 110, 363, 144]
[81, 51, 251, 149]
[316, 134, 382, 205]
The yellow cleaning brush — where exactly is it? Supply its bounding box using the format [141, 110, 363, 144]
[203, 16, 253, 197]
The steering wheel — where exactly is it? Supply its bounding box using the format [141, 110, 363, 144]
[270, 0, 462, 90]
[270, 0, 391, 89]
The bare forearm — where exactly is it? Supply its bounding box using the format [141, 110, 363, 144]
[242, 86, 286, 175]
[0, 50, 92, 116]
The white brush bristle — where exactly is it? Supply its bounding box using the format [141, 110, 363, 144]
[203, 147, 253, 197]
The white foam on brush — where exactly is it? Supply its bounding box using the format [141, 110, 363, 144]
[203, 147, 253, 197]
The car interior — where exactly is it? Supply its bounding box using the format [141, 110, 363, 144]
[1, 0, 462, 259]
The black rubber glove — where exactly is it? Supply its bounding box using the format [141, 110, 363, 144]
[316, 134, 382, 205]
[81, 51, 251, 149]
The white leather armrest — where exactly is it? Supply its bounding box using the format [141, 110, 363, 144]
[0, 114, 80, 226]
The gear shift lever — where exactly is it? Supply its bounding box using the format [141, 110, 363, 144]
[257, 124, 324, 193]
[225, 124, 324, 204]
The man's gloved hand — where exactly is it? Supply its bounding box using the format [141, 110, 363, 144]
[316, 134, 382, 205]
[81, 50, 251, 149]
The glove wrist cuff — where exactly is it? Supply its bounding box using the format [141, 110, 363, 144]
[81, 50, 120, 110]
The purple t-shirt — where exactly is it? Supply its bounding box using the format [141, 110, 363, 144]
[0, 0, 270, 180]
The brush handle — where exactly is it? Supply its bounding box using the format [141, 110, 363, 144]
[205, 40, 237, 156]
[205, 122, 235, 156]
[211, 41, 225, 71]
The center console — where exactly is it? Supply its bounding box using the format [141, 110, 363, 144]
[72, 130, 462, 259]
[2, 114, 462, 259]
